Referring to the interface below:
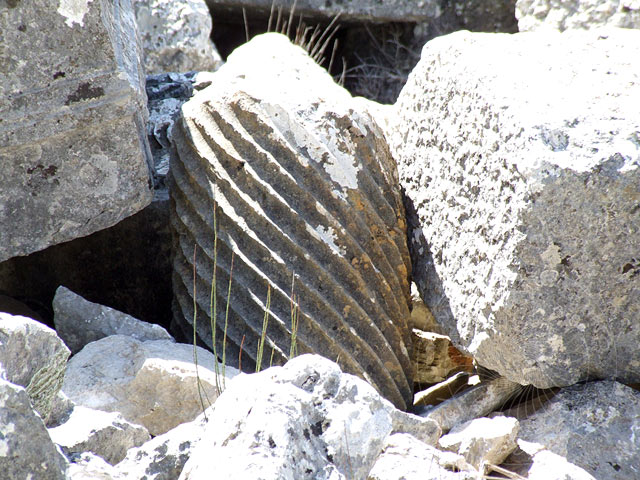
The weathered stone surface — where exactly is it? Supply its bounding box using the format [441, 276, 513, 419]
[0, 313, 70, 420]
[67, 453, 116, 480]
[170, 33, 414, 409]
[412, 329, 474, 386]
[53, 286, 173, 354]
[112, 409, 210, 480]
[368, 433, 476, 480]
[0, 378, 68, 480]
[204, 0, 441, 23]
[146, 71, 216, 195]
[449, 0, 518, 32]
[503, 440, 598, 480]
[513, 381, 640, 480]
[0, 0, 154, 263]
[438, 416, 519, 472]
[48, 406, 150, 465]
[47, 390, 76, 428]
[134, 0, 223, 74]
[179, 354, 440, 480]
[516, 0, 640, 31]
[419, 377, 522, 433]
[391, 28, 640, 388]
[62, 335, 238, 436]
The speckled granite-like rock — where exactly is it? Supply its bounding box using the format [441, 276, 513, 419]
[0, 0, 153, 263]
[390, 28, 640, 388]
[134, 0, 223, 74]
[169, 33, 414, 410]
[516, 0, 640, 31]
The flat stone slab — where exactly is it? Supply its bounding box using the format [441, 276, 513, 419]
[0, 0, 153, 262]
[390, 28, 640, 388]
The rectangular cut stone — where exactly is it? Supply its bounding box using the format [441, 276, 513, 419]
[390, 28, 640, 388]
[0, 0, 153, 262]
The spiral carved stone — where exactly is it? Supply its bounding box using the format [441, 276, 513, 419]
[169, 34, 414, 409]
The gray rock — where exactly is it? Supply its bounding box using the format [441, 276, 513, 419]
[517, 0, 640, 31]
[179, 354, 440, 480]
[390, 28, 640, 388]
[134, 0, 223, 74]
[368, 433, 477, 480]
[169, 33, 414, 410]
[514, 381, 640, 480]
[438, 416, 519, 472]
[53, 285, 173, 354]
[0, 378, 68, 480]
[0, 0, 153, 263]
[48, 406, 150, 465]
[204, 0, 441, 23]
[47, 390, 76, 428]
[0, 313, 70, 420]
[62, 335, 238, 436]
[112, 409, 210, 480]
[503, 440, 597, 480]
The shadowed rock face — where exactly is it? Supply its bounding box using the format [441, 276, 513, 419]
[169, 33, 414, 410]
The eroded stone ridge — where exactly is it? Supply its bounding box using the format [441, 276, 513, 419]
[169, 33, 414, 410]
[0, 0, 153, 262]
[390, 28, 640, 388]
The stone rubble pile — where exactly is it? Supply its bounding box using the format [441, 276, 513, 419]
[0, 0, 638, 479]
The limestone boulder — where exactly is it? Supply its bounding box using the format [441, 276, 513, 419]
[48, 406, 150, 465]
[53, 286, 173, 354]
[179, 354, 440, 480]
[62, 335, 239, 436]
[438, 416, 519, 472]
[170, 33, 414, 410]
[368, 433, 476, 480]
[0, 379, 68, 480]
[391, 28, 640, 388]
[0, 313, 70, 420]
[0, 0, 153, 262]
[516, 0, 640, 31]
[134, 0, 223, 74]
[514, 381, 640, 480]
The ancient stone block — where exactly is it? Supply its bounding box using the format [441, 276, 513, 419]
[390, 28, 640, 388]
[0, 0, 153, 262]
[169, 33, 414, 410]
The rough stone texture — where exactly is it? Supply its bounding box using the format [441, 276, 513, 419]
[438, 416, 519, 471]
[112, 409, 210, 480]
[47, 390, 76, 428]
[179, 354, 440, 480]
[0, 379, 68, 480]
[419, 377, 522, 433]
[391, 28, 640, 388]
[450, 0, 518, 32]
[516, 0, 640, 31]
[48, 406, 150, 465]
[513, 381, 640, 480]
[204, 0, 441, 23]
[62, 335, 239, 436]
[146, 71, 216, 196]
[412, 329, 474, 386]
[0, 0, 154, 263]
[170, 33, 414, 410]
[503, 440, 598, 480]
[67, 453, 117, 480]
[53, 286, 173, 354]
[134, 0, 223, 74]
[0, 313, 70, 420]
[368, 433, 477, 480]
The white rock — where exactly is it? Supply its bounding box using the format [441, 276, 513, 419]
[67, 453, 116, 480]
[134, 0, 223, 74]
[516, 0, 640, 31]
[0, 378, 68, 480]
[438, 416, 519, 472]
[390, 28, 640, 389]
[368, 433, 476, 480]
[62, 335, 238, 436]
[0, 313, 70, 420]
[53, 285, 173, 354]
[48, 406, 150, 465]
[179, 354, 440, 480]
